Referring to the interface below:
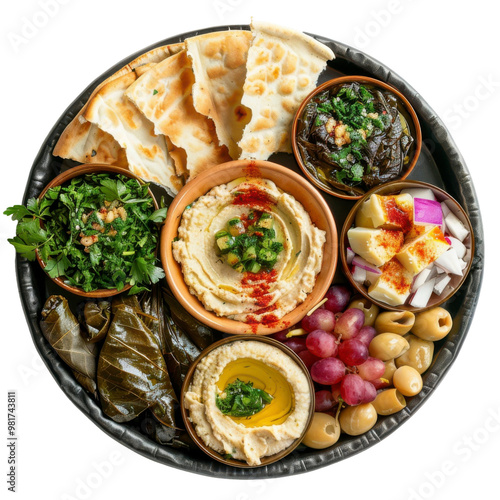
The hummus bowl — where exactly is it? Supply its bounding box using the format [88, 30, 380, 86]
[162, 160, 338, 335]
[181, 335, 315, 468]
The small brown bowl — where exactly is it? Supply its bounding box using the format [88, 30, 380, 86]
[340, 180, 475, 312]
[161, 159, 338, 335]
[36, 164, 158, 298]
[180, 335, 315, 468]
[292, 76, 422, 200]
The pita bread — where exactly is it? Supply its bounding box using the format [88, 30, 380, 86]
[238, 21, 334, 160]
[187, 30, 252, 159]
[83, 66, 182, 196]
[125, 49, 231, 179]
[53, 43, 185, 165]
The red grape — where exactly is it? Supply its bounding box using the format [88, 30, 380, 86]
[370, 377, 391, 390]
[284, 337, 307, 354]
[361, 381, 377, 404]
[306, 330, 338, 358]
[298, 349, 321, 370]
[357, 357, 386, 380]
[311, 357, 345, 385]
[271, 330, 289, 342]
[331, 382, 342, 402]
[340, 374, 366, 406]
[356, 326, 376, 347]
[338, 338, 369, 366]
[315, 390, 335, 412]
[324, 285, 351, 313]
[334, 308, 365, 339]
[302, 309, 336, 333]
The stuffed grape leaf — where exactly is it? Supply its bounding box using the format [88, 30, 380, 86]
[40, 295, 98, 380]
[81, 300, 111, 343]
[97, 295, 178, 428]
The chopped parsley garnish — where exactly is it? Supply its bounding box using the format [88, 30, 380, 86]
[216, 379, 273, 417]
[4, 173, 166, 293]
[153, 89, 158, 95]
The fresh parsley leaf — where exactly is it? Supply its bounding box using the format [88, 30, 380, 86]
[148, 207, 168, 223]
[153, 89, 158, 95]
[216, 379, 273, 417]
[131, 257, 165, 286]
[6, 237, 38, 260]
[351, 164, 364, 182]
[44, 253, 70, 278]
[99, 178, 127, 202]
[3, 205, 31, 220]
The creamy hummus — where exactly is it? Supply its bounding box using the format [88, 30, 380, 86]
[172, 177, 326, 323]
[184, 340, 311, 466]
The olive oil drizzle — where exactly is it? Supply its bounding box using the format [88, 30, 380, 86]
[216, 358, 295, 428]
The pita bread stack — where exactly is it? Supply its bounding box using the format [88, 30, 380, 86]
[83, 65, 182, 196]
[53, 43, 184, 169]
[52, 22, 334, 193]
[125, 49, 232, 179]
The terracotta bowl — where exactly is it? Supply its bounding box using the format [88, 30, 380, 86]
[292, 76, 422, 200]
[340, 180, 475, 312]
[180, 335, 315, 468]
[36, 164, 158, 298]
[161, 159, 338, 335]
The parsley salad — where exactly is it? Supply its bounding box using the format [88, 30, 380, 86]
[5, 172, 167, 293]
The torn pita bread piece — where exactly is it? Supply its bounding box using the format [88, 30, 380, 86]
[187, 30, 252, 159]
[125, 49, 231, 179]
[83, 65, 182, 196]
[238, 21, 334, 160]
[53, 43, 185, 166]
[53, 118, 127, 166]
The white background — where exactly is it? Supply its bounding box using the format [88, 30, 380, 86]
[1, 1, 497, 499]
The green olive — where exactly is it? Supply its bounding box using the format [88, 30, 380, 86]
[302, 412, 340, 449]
[412, 307, 453, 341]
[374, 310, 415, 335]
[395, 334, 434, 374]
[393, 365, 423, 397]
[382, 359, 397, 385]
[369, 333, 410, 361]
[339, 403, 377, 436]
[372, 389, 406, 415]
[347, 297, 379, 326]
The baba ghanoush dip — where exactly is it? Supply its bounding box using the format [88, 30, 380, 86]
[172, 177, 326, 325]
[184, 340, 312, 466]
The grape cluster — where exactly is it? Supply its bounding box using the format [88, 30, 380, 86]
[273, 285, 383, 409]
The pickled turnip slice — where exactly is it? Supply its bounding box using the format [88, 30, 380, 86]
[434, 248, 463, 275]
[434, 275, 451, 295]
[444, 211, 469, 242]
[346, 247, 355, 265]
[409, 278, 436, 307]
[352, 256, 382, 275]
[352, 265, 367, 283]
[413, 198, 443, 226]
